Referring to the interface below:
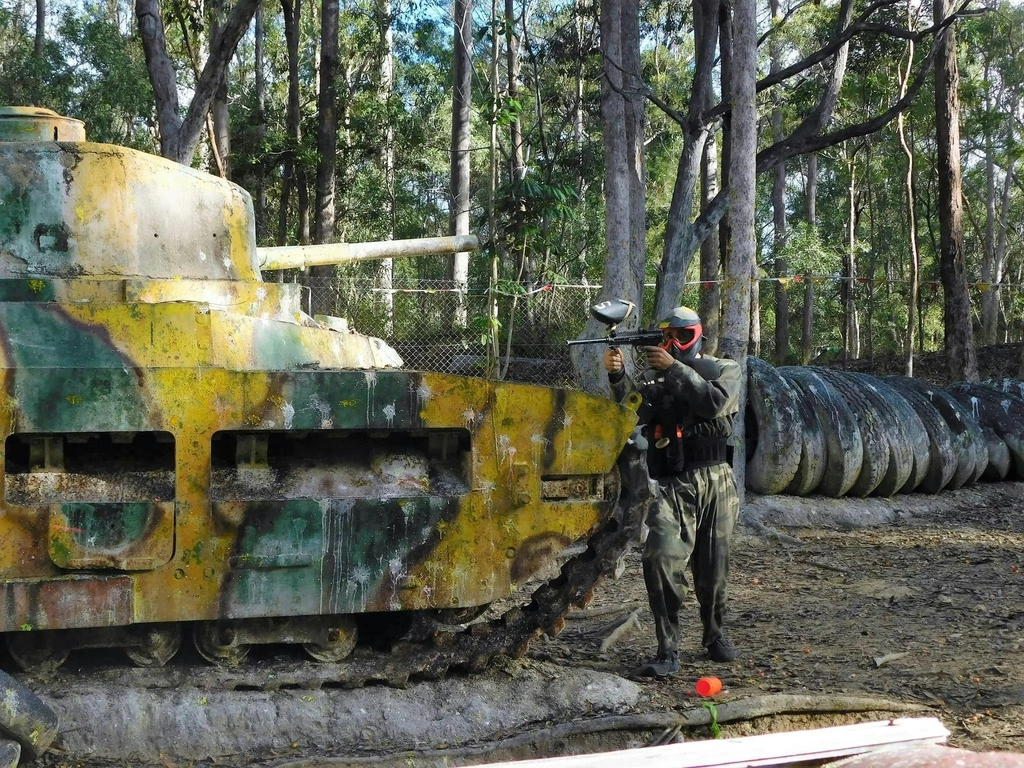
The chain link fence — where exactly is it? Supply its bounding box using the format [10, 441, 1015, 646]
[291, 274, 604, 388]
[273, 269, 1024, 388]
[283, 271, 817, 387]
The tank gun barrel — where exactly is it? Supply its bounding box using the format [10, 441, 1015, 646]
[257, 235, 479, 271]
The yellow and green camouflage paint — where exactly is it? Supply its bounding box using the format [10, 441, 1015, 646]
[0, 107, 638, 637]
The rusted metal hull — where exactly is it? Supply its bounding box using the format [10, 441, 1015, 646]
[0, 107, 638, 666]
[0, 300, 636, 633]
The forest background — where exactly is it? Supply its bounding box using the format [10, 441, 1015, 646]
[0, 0, 1019, 391]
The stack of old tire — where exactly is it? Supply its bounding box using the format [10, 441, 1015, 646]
[746, 358, 1024, 496]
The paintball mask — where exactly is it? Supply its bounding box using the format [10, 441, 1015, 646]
[657, 306, 703, 362]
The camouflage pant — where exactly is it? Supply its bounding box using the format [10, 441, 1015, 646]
[642, 462, 739, 657]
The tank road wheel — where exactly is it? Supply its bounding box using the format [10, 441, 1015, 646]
[303, 618, 358, 663]
[428, 604, 492, 626]
[124, 624, 182, 668]
[193, 622, 251, 667]
[6, 632, 69, 673]
[0, 739, 19, 768]
[0, 667, 60, 760]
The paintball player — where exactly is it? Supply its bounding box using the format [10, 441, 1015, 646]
[603, 306, 742, 677]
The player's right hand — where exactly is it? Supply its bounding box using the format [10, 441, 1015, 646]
[603, 348, 624, 374]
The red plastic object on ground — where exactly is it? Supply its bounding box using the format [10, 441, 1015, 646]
[695, 676, 722, 696]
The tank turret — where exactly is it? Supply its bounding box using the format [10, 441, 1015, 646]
[0, 107, 639, 676]
[0, 106, 474, 357]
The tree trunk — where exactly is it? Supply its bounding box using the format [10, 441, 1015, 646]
[289, 0, 310, 246]
[992, 154, 1017, 344]
[933, 0, 978, 382]
[801, 278, 815, 364]
[32, 0, 45, 104]
[864, 145, 875, 365]
[981, 64, 996, 346]
[297, 170, 311, 245]
[335, 58, 354, 242]
[696, 0, 720, 353]
[770, 0, 788, 365]
[136, 0, 260, 165]
[979, 84, 1015, 349]
[717, 0, 733, 314]
[571, 0, 646, 393]
[843, 149, 861, 361]
[622, 0, 646, 307]
[486, 0, 501, 377]
[800, 154, 818, 364]
[314, 0, 339, 245]
[378, 0, 395, 336]
[651, 0, 718, 318]
[277, 172, 292, 247]
[450, 0, 473, 329]
[574, 0, 585, 170]
[209, 0, 231, 178]
[34, 0, 45, 59]
[505, 0, 527, 281]
[720, 0, 755, 501]
[278, 0, 301, 246]
[647, 0, 946, 327]
[699, 136, 721, 355]
[806, 154, 817, 226]
[720, 0, 754, 362]
[898, 5, 919, 377]
[254, 0, 266, 235]
[308, 0, 339, 315]
[749, 256, 760, 358]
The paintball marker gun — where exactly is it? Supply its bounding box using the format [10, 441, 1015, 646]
[566, 299, 664, 348]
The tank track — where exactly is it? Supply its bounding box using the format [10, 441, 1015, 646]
[25, 446, 650, 693]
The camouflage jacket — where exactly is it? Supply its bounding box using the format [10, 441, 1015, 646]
[610, 355, 741, 475]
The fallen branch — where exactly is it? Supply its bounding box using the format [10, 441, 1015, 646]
[745, 518, 805, 546]
[807, 558, 852, 576]
[567, 601, 647, 621]
[694, 694, 930, 724]
[649, 723, 683, 746]
[268, 695, 932, 767]
[599, 609, 642, 653]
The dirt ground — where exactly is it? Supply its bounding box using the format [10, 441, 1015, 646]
[28, 482, 1024, 767]
[533, 481, 1024, 755]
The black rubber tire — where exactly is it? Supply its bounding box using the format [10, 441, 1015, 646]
[0, 668, 59, 760]
[990, 377, 1024, 400]
[745, 358, 803, 495]
[778, 367, 863, 497]
[775, 368, 828, 495]
[809, 368, 891, 497]
[974, 382, 1024, 479]
[847, 373, 928, 495]
[882, 376, 959, 493]
[980, 427, 1012, 480]
[946, 385, 1015, 481]
[891, 378, 986, 488]
[948, 382, 1024, 480]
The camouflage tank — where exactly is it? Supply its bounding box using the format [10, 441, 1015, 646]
[0, 107, 641, 676]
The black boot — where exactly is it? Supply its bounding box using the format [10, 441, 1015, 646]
[706, 635, 736, 662]
[631, 651, 679, 678]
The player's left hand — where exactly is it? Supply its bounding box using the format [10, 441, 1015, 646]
[644, 346, 674, 370]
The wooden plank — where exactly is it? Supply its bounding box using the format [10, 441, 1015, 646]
[481, 717, 950, 768]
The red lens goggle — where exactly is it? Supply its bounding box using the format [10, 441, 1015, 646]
[659, 323, 702, 354]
